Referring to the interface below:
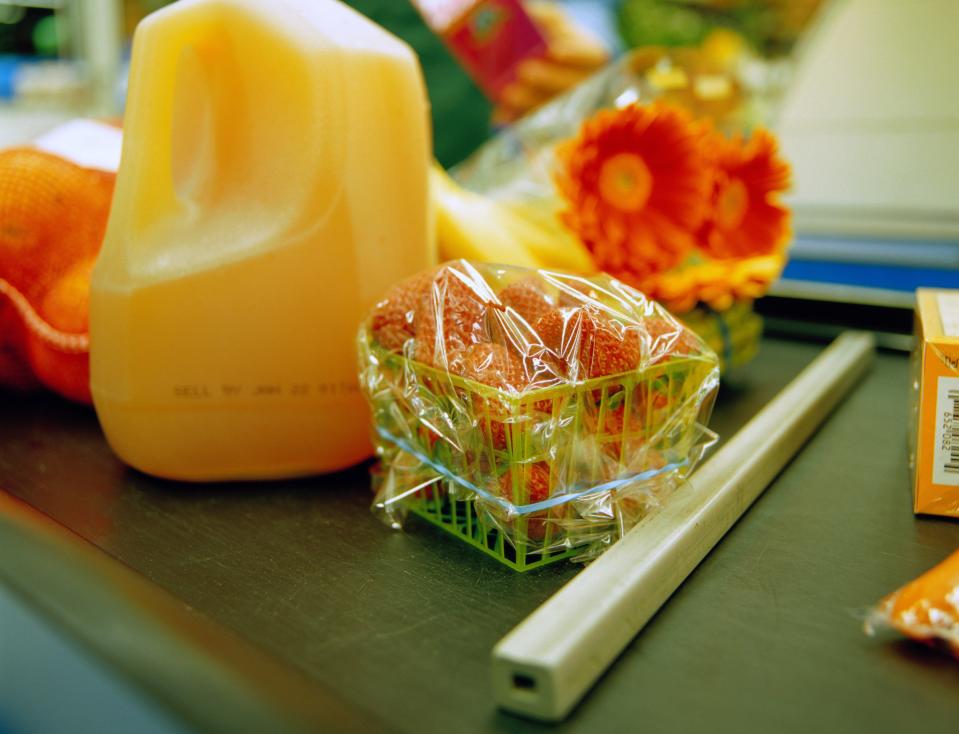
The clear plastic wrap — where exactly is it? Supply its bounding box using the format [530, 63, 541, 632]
[865, 549, 959, 658]
[358, 261, 719, 569]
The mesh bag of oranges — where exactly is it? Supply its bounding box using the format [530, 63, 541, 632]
[0, 140, 115, 403]
[358, 261, 719, 570]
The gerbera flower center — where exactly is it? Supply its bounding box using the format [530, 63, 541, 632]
[715, 177, 749, 231]
[598, 153, 653, 212]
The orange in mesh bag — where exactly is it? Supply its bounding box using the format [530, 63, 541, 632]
[0, 147, 114, 403]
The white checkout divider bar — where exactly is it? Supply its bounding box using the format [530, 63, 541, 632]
[493, 330, 876, 721]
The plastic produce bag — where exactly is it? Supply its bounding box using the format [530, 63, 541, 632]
[358, 261, 719, 569]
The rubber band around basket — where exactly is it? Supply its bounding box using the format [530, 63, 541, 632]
[376, 426, 689, 516]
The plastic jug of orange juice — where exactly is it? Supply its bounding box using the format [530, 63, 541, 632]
[90, 0, 433, 481]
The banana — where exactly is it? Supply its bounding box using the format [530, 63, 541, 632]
[432, 164, 596, 274]
[500, 200, 596, 273]
[432, 165, 539, 268]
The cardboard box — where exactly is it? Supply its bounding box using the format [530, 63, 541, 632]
[910, 289, 959, 516]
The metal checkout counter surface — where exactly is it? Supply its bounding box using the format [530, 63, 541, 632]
[1, 336, 958, 733]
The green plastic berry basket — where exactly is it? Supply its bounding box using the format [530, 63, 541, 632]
[406, 492, 581, 571]
[365, 337, 719, 572]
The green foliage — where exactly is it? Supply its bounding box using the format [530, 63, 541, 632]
[617, 0, 712, 50]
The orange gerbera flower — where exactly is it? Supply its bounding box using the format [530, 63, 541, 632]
[553, 102, 714, 285]
[644, 254, 787, 314]
[697, 129, 791, 260]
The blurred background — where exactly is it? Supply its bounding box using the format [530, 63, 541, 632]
[0, 0, 956, 326]
[0, 0, 823, 150]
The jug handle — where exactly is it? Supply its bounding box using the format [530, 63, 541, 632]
[117, 10, 213, 230]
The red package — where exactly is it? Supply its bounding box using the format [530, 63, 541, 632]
[413, 0, 547, 100]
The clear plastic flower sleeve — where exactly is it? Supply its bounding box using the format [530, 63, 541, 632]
[358, 261, 719, 569]
[439, 49, 792, 374]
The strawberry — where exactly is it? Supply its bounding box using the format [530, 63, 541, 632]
[645, 315, 702, 364]
[499, 278, 555, 325]
[601, 403, 643, 436]
[370, 269, 435, 352]
[533, 306, 641, 379]
[533, 307, 593, 362]
[484, 417, 509, 451]
[498, 462, 553, 540]
[499, 462, 551, 504]
[413, 264, 488, 366]
[448, 342, 533, 451]
[448, 342, 526, 391]
[478, 398, 556, 452]
[587, 319, 641, 378]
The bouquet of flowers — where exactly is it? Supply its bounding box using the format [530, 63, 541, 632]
[445, 48, 792, 372]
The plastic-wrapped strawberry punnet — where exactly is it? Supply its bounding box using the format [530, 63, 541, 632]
[358, 260, 719, 570]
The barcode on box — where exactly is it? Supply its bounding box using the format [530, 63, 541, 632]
[932, 377, 959, 486]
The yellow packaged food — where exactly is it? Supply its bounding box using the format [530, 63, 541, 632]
[910, 289, 959, 516]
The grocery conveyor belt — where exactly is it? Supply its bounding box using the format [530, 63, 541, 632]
[2, 338, 958, 733]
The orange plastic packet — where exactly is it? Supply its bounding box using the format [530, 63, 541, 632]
[865, 549, 959, 657]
